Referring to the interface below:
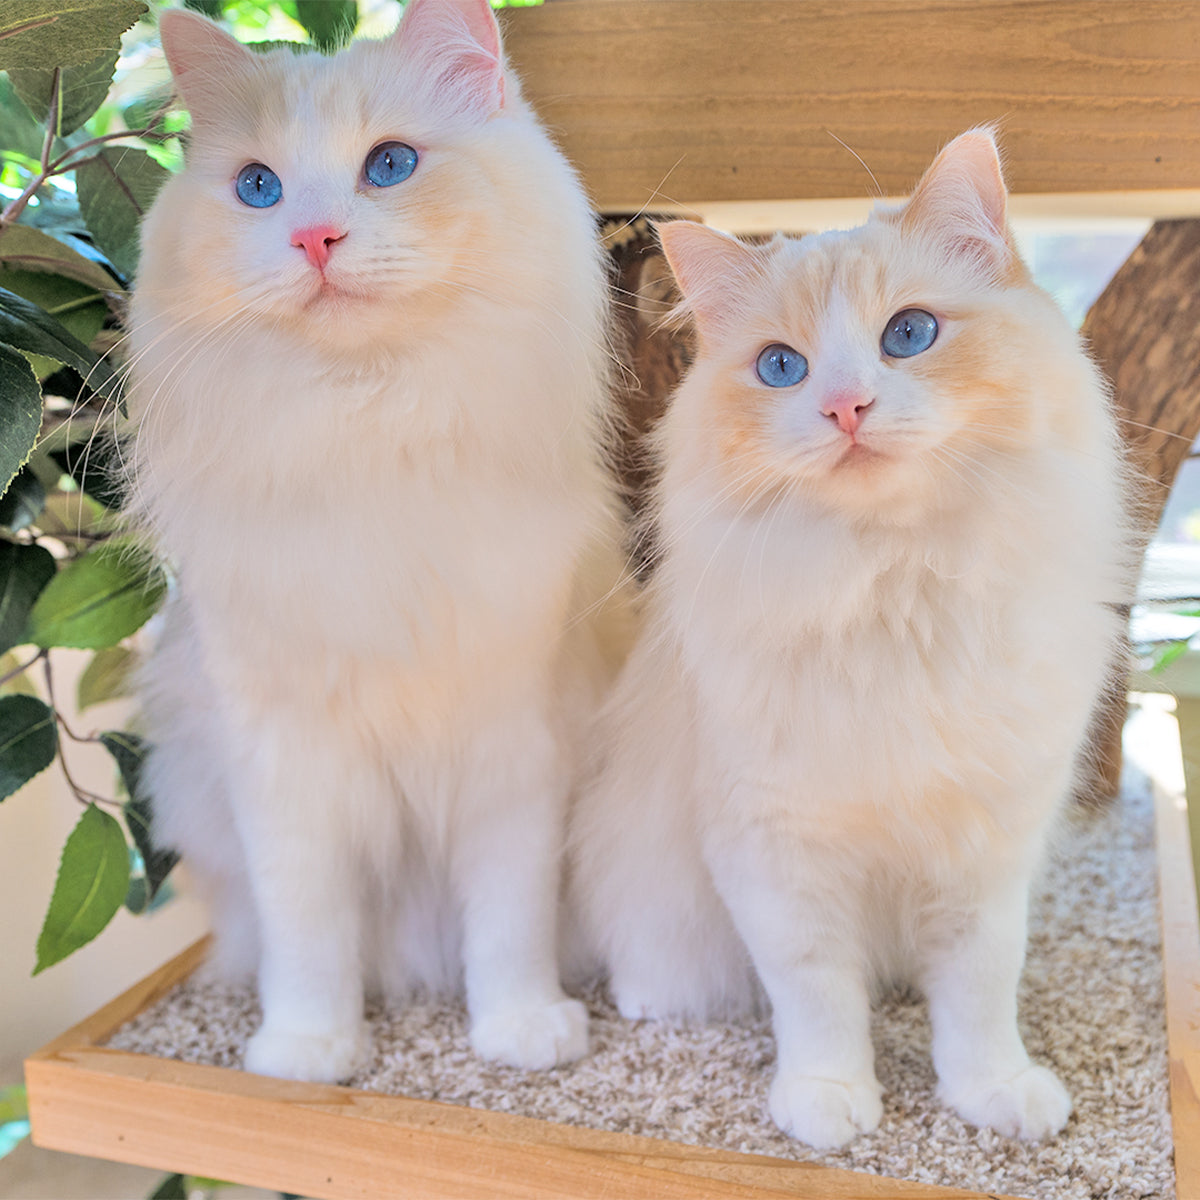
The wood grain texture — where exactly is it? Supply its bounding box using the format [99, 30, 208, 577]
[1080, 218, 1200, 796]
[501, 0, 1200, 211]
[1152, 719, 1200, 1200]
[26, 970, 1012, 1200]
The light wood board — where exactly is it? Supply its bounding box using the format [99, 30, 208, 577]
[501, 0, 1200, 215]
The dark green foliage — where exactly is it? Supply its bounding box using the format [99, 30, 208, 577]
[290, 0, 358, 52]
[9, 49, 120, 136]
[0, 2, 147, 72]
[74, 146, 171, 280]
[0, 344, 44, 496]
[0, 693, 57, 802]
[106, 730, 179, 906]
[0, 540, 55, 652]
[0, 468, 46, 532]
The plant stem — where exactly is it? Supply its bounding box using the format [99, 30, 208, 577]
[0, 649, 46, 690]
[0, 72, 59, 229]
[0, 80, 168, 230]
[42, 655, 118, 809]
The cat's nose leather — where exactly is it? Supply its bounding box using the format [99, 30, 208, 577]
[291, 224, 347, 270]
[821, 391, 874, 436]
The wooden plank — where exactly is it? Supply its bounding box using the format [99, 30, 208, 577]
[25, 939, 1009, 1200]
[26, 1049, 1005, 1200]
[1153, 713, 1200, 1200]
[501, 0, 1200, 212]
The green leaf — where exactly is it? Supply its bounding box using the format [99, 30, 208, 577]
[0, 1, 148, 73]
[9, 49, 120, 137]
[74, 146, 169, 280]
[26, 538, 165, 650]
[0, 541, 55, 654]
[0, 342, 45, 499]
[292, 0, 357, 51]
[0, 224, 122, 293]
[0, 693, 57, 802]
[147, 1174, 188, 1200]
[0, 287, 121, 406]
[107, 731, 178, 903]
[0, 268, 108, 379]
[77, 644, 134, 709]
[0, 76, 46, 163]
[182, 0, 224, 14]
[0, 467, 46, 532]
[34, 801, 130, 973]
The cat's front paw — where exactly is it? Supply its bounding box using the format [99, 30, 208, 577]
[941, 1064, 1071, 1140]
[470, 997, 588, 1070]
[768, 1071, 883, 1148]
[243, 1022, 367, 1084]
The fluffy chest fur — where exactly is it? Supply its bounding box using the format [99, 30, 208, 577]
[656, 439, 1122, 878]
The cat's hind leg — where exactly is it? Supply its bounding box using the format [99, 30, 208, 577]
[569, 755, 754, 1023]
[921, 870, 1071, 1140]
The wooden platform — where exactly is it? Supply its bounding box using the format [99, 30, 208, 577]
[21, 708, 1197, 1200]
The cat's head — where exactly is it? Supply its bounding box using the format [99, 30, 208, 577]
[656, 130, 1102, 521]
[140, 0, 552, 353]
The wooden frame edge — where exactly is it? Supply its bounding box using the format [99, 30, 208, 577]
[1152, 710, 1200, 1200]
[25, 939, 1007, 1200]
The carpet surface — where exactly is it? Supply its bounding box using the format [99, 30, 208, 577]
[108, 770, 1174, 1200]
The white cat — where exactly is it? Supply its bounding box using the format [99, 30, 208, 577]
[127, 0, 625, 1084]
[570, 130, 1131, 1148]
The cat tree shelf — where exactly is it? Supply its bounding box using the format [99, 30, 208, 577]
[22, 721, 1200, 1200]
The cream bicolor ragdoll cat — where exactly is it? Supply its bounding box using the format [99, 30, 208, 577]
[571, 130, 1130, 1148]
[127, 0, 624, 1084]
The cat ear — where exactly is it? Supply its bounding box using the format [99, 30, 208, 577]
[901, 128, 1012, 276]
[394, 0, 506, 117]
[158, 9, 257, 120]
[657, 221, 762, 332]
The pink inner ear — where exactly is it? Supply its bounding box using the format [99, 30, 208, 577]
[657, 221, 760, 329]
[902, 129, 1010, 261]
[158, 8, 255, 115]
[397, 0, 505, 114]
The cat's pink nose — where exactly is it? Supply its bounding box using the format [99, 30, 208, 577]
[291, 224, 346, 270]
[821, 391, 874, 436]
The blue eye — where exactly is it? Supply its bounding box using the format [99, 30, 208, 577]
[755, 343, 808, 388]
[235, 163, 281, 208]
[365, 141, 418, 187]
[882, 309, 938, 358]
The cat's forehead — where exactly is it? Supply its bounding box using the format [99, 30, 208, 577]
[204, 39, 439, 157]
[760, 224, 900, 318]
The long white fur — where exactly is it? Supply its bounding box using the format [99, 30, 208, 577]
[570, 130, 1132, 1148]
[127, 0, 625, 1084]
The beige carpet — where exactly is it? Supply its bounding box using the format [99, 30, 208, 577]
[109, 767, 1175, 1200]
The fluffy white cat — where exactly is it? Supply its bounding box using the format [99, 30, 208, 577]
[570, 130, 1131, 1148]
[127, 0, 624, 1084]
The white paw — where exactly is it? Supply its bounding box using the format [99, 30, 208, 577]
[942, 1064, 1071, 1140]
[470, 997, 589, 1070]
[243, 1022, 367, 1084]
[768, 1071, 883, 1148]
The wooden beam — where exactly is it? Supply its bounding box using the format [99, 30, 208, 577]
[502, 0, 1200, 214]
